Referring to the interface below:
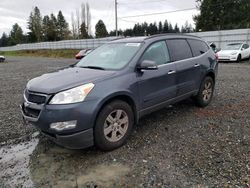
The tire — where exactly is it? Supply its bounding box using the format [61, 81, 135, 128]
[94, 100, 134, 151]
[194, 76, 215, 108]
[237, 54, 241, 63]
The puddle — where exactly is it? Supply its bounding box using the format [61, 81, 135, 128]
[0, 135, 39, 188]
[1, 133, 130, 188]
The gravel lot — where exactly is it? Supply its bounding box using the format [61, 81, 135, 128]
[0, 56, 250, 187]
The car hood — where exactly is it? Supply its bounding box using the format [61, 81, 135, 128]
[27, 67, 116, 94]
[217, 50, 239, 56]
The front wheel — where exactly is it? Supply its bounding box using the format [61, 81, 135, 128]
[194, 76, 215, 107]
[237, 54, 241, 63]
[94, 100, 134, 151]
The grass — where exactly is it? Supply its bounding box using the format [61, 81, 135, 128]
[0, 49, 80, 59]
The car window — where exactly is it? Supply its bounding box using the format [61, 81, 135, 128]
[243, 44, 249, 49]
[166, 39, 193, 61]
[187, 39, 209, 57]
[141, 41, 170, 66]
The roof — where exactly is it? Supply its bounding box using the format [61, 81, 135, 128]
[111, 33, 202, 43]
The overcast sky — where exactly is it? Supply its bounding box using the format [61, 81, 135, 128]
[0, 0, 199, 36]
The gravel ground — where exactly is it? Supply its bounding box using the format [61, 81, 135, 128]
[0, 56, 250, 187]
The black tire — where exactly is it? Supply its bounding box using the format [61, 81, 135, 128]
[194, 76, 214, 108]
[237, 54, 241, 63]
[94, 100, 134, 151]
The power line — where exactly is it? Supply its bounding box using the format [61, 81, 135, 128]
[119, 7, 197, 19]
[119, 0, 168, 5]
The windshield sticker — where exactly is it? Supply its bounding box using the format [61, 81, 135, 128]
[125, 43, 141, 47]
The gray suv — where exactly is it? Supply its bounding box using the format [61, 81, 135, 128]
[21, 34, 218, 151]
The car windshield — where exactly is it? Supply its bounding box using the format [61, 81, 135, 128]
[76, 43, 141, 70]
[224, 43, 242, 50]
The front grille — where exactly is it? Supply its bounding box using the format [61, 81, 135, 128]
[25, 90, 47, 104]
[23, 106, 41, 118]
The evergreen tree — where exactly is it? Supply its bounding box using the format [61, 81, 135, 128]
[42, 15, 50, 41]
[28, 6, 43, 42]
[163, 20, 169, 33]
[158, 21, 163, 33]
[168, 23, 173, 33]
[174, 23, 180, 33]
[57, 11, 70, 40]
[194, 0, 250, 31]
[80, 22, 88, 39]
[95, 20, 108, 38]
[0, 33, 9, 47]
[46, 14, 58, 41]
[9, 23, 24, 45]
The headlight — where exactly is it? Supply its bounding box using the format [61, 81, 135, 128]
[50, 83, 95, 104]
[231, 52, 238, 55]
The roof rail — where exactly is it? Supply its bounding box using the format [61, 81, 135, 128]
[145, 33, 201, 40]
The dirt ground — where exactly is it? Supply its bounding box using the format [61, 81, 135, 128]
[0, 56, 249, 187]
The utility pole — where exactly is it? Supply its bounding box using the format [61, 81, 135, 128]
[115, 0, 118, 36]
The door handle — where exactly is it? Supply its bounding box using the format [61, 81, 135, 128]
[194, 64, 200, 67]
[168, 70, 176, 75]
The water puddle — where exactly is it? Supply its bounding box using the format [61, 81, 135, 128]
[1, 133, 130, 187]
[0, 135, 39, 187]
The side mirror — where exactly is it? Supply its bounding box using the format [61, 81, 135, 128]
[241, 48, 244, 51]
[138, 60, 158, 71]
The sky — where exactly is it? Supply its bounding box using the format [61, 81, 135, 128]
[0, 0, 199, 36]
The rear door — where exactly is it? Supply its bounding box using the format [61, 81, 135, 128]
[166, 39, 201, 97]
[138, 41, 177, 109]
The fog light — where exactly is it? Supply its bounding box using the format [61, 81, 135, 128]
[50, 120, 77, 131]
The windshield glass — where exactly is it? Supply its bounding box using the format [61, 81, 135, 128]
[224, 43, 242, 50]
[76, 43, 141, 70]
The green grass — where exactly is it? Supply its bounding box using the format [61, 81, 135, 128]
[0, 49, 80, 59]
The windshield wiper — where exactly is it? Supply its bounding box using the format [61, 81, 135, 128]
[79, 66, 106, 70]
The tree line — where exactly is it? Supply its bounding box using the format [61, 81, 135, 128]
[1, 0, 250, 47]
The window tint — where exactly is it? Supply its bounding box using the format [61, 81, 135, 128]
[243, 44, 249, 49]
[141, 41, 170, 65]
[187, 39, 209, 57]
[166, 39, 193, 61]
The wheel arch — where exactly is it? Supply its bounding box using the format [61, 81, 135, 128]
[94, 92, 139, 127]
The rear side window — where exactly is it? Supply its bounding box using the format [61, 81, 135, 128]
[187, 39, 209, 57]
[166, 39, 193, 61]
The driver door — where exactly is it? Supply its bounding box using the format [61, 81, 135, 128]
[137, 41, 177, 110]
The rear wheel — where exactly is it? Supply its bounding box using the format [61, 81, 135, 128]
[94, 100, 134, 151]
[194, 76, 214, 107]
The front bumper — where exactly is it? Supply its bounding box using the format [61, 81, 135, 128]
[21, 96, 97, 149]
[218, 55, 238, 61]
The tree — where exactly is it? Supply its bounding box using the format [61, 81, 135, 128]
[174, 23, 180, 33]
[158, 21, 163, 33]
[9, 23, 24, 45]
[42, 15, 50, 41]
[43, 14, 58, 41]
[95, 20, 108, 38]
[194, 0, 250, 31]
[163, 20, 169, 33]
[80, 22, 88, 38]
[0, 33, 9, 47]
[57, 11, 70, 40]
[28, 6, 43, 42]
[181, 21, 193, 33]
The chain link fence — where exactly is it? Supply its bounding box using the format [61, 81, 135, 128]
[1, 29, 250, 51]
